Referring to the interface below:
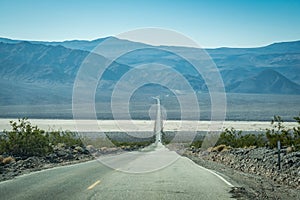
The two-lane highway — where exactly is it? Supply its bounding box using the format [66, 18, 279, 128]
[0, 148, 234, 200]
[0, 98, 235, 199]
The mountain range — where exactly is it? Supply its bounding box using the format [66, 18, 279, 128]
[0, 37, 300, 106]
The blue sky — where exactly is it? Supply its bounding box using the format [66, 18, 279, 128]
[0, 0, 299, 48]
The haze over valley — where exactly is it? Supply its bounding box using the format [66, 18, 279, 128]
[0, 37, 299, 120]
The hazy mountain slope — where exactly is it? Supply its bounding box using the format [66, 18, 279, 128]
[0, 42, 132, 105]
[0, 42, 88, 84]
[0, 79, 71, 105]
[1, 37, 299, 70]
[227, 69, 300, 94]
[0, 41, 133, 83]
[0, 38, 299, 108]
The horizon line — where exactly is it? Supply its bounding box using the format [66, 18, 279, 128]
[0, 35, 299, 49]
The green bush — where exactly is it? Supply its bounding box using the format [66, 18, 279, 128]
[0, 118, 84, 158]
[293, 115, 300, 150]
[216, 128, 266, 148]
[266, 114, 300, 150]
[240, 133, 265, 147]
[190, 140, 203, 149]
[0, 118, 51, 157]
[215, 114, 300, 150]
[161, 131, 172, 144]
[0, 135, 7, 155]
[48, 130, 83, 147]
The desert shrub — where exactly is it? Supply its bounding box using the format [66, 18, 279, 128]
[265, 115, 297, 149]
[211, 144, 229, 152]
[1, 118, 51, 157]
[48, 130, 83, 147]
[161, 131, 172, 144]
[292, 114, 300, 150]
[190, 140, 203, 149]
[0, 135, 7, 155]
[204, 114, 300, 151]
[217, 128, 266, 148]
[0, 118, 85, 158]
[217, 128, 240, 147]
[239, 133, 266, 148]
[2, 156, 15, 165]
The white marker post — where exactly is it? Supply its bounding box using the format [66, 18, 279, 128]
[277, 140, 281, 171]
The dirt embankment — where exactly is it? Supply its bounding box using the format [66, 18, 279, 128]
[183, 146, 300, 200]
[0, 144, 92, 182]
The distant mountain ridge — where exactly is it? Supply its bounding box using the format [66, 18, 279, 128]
[1, 37, 300, 53]
[0, 37, 300, 106]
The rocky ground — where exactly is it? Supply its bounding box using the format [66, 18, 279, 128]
[2, 143, 299, 199]
[0, 144, 91, 182]
[180, 145, 300, 200]
[0, 143, 154, 182]
[0, 144, 140, 182]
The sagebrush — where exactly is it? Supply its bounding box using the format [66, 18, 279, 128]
[0, 118, 83, 158]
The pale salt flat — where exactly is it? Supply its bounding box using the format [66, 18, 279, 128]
[0, 119, 298, 132]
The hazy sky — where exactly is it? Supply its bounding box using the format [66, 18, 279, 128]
[0, 0, 299, 48]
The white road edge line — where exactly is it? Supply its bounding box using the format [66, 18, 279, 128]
[186, 158, 234, 187]
[87, 180, 101, 190]
[0, 160, 97, 185]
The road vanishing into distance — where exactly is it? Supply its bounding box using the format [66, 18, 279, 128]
[153, 97, 163, 143]
[0, 145, 234, 200]
[0, 98, 235, 200]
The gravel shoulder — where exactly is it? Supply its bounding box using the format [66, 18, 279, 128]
[182, 148, 300, 200]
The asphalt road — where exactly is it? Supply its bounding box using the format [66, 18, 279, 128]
[0, 144, 234, 200]
[0, 99, 234, 200]
[153, 97, 162, 142]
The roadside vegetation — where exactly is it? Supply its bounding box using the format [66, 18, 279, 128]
[106, 134, 155, 149]
[190, 114, 300, 151]
[0, 118, 83, 159]
[1, 113, 299, 161]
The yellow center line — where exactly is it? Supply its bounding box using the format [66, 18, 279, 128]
[87, 180, 101, 190]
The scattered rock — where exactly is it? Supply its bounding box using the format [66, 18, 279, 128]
[286, 146, 295, 153]
[73, 146, 84, 153]
[86, 145, 96, 153]
[0, 144, 93, 182]
[188, 147, 300, 188]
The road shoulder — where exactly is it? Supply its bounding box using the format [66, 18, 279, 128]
[184, 153, 300, 200]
